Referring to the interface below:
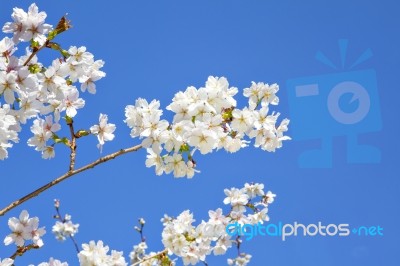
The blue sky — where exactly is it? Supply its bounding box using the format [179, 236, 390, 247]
[1, 1, 399, 265]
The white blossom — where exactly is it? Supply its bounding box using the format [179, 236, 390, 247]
[156, 183, 275, 265]
[4, 210, 46, 247]
[52, 219, 79, 241]
[90, 113, 116, 149]
[37, 258, 68, 266]
[78, 240, 127, 266]
[125, 76, 289, 178]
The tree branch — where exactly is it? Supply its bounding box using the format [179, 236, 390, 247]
[67, 119, 77, 172]
[0, 144, 142, 217]
[9, 244, 40, 260]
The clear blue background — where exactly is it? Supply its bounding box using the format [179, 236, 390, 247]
[1, 1, 399, 265]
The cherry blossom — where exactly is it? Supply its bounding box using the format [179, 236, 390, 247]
[124, 76, 290, 178]
[0, 3, 106, 160]
[0, 4, 288, 266]
[36, 258, 69, 266]
[78, 240, 127, 266]
[3, 210, 46, 247]
[52, 218, 79, 242]
[90, 113, 116, 149]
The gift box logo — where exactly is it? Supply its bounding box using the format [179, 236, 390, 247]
[287, 40, 382, 168]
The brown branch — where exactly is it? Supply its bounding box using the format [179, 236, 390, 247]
[0, 144, 142, 217]
[67, 119, 77, 172]
[131, 249, 168, 266]
[9, 244, 40, 260]
[23, 41, 48, 67]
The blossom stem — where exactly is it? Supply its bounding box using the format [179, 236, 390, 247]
[137, 221, 145, 242]
[131, 249, 168, 266]
[23, 41, 48, 66]
[69, 235, 80, 254]
[236, 236, 241, 256]
[55, 206, 80, 253]
[0, 144, 142, 217]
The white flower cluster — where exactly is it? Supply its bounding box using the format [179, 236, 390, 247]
[27, 115, 60, 159]
[154, 183, 275, 265]
[129, 217, 177, 266]
[35, 258, 69, 266]
[129, 242, 148, 264]
[2, 3, 51, 45]
[227, 253, 252, 266]
[129, 242, 175, 266]
[0, 3, 106, 159]
[52, 214, 79, 241]
[0, 105, 18, 159]
[125, 76, 290, 178]
[0, 258, 13, 266]
[78, 240, 127, 266]
[3, 210, 46, 247]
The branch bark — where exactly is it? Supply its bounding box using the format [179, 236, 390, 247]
[67, 119, 77, 172]
[0, 144, 142, 217]
[9, 244, 40, 260]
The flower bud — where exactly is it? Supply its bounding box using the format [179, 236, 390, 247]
[54, 16, 72, 35]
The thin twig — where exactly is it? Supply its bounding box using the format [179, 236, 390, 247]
[55, 205, 80, 253]
[67, 119, 77, 172]
[69, 235, 80, 254]
[0, 144, 142, 217]
[23, 41, 48, 66]
[236, 236, 241, 256]
[131, 249, 168, 266]
[137, 220, 145, 242]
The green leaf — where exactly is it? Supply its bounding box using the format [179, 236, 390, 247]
[76, 130, 90, 138]
[47, 30, 57, 41]
[53, 136, 69, 145]
[222, 108, 233, 121]
[65, 116, 73, 125]
[179, 143, 190, 153]
[48, 42, 61, 51]
[30, 39, 40, 49]
[161, 256, 172, 266]
[28, 64, 41, 74]
[60, 49, 70, 59]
